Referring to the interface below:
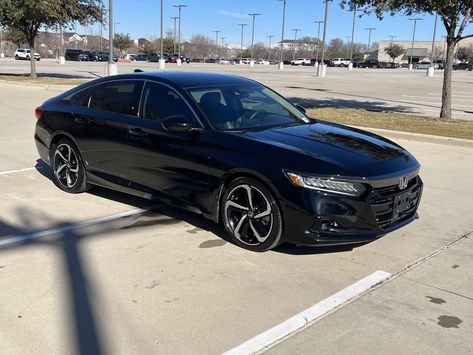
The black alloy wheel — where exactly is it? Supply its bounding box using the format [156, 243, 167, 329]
[222, 177, 283, 252]
[51, 139, 90, 193]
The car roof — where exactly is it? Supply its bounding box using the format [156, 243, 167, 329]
[94, 71, 260, 89]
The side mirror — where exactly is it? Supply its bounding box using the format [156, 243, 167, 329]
[161, 115, 205, 133]
[294, 104, 306, 114]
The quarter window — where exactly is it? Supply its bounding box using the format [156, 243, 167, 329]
[140, 82, 194, 122]
[89, 80, 143, 116]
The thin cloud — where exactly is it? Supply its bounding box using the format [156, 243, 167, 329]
[217, 10, 248, 19]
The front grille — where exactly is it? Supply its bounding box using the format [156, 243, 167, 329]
[371, 176, 422, 229]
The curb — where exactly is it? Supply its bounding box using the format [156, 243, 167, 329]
[352, 125, 473, 149]
[0, 80, 75, 91]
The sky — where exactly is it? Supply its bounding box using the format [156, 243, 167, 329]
[77, 0, 468, 46]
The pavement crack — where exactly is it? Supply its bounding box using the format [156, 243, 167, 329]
[402, 276, 473, 302]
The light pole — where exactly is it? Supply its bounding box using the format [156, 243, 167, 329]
[388, 35, 397, 45]
[107, 0, 117, 75]
[171, 16, 179, 54]
[221, 37, 226, 58]
[348, 6, 357, 69]
[238, 24, 247, 63]
[408, 18, 423, 70]
[278, 0, 286, 70]
[365, 27, 375, 52]
[248, 13, 261, 66]
[174, 4, 187, 65]
[159, 0, 165, 69]
[292, 28, 300, 59]
[430, 13, 438, 62]
[345, 36, 351, 58]
[318, 0, 329, 77]
[213, 30, 221, 58]
[267, 35, 275, 60]
[314, 20, 323, 68]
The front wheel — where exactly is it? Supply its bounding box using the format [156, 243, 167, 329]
[222, 177, 283, 252]
[50, 139, 90, 194]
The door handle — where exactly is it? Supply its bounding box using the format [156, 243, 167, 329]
[128, 127, 148, 137]
[74, 116, 91, 124]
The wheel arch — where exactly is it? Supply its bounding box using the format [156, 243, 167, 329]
[213, 168, 285, 224]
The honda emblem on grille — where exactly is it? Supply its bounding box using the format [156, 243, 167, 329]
[399, 176, 409, 190]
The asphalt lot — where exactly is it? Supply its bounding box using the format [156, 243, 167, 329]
[0, 64, 472, 354]
[1, 58, 473, 120]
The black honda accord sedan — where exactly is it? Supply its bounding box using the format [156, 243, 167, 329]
[34, 72, 422, 251]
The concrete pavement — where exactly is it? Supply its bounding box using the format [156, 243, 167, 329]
[0, 78, 472, 354]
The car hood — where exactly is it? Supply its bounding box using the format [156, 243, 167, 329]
[236, 122, 419, 177]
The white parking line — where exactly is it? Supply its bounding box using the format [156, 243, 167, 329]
[0, 207, 154, 247]
[223, 270, 392, 355]
[0, 167, 37, 176]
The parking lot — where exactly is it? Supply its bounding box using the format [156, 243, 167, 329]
[1, 61, 473, 354]
[1, 58, 473, 119]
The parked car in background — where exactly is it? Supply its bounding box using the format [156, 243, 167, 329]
[149, 53, 169, 62]
[78, 51, 98, 61]
[134, 54, 150, 61]
[291, 58, 311, 66]
[65, 49, 83, 61]
[15, 48, 41, 61]
[358, 59, 380, 68]
[94, 52, 109, 61]
[453, 62, 473, 71]
[330, 58, 350, 67]
[379, 62, 400, 69]
[34, 71, 422, 252]
[414, 61, 439, 69]
[217, 58, 231, 64]
[257, 59, 270, 65]
[433, 60, 445, 69]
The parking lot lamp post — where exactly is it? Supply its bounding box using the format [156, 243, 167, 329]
[389, 34, 396, 46]
[430, 13, 438, 62]
[278, 0, 287, 70]
[317, 0, 329, 77]
[292, 28, 300, 60]
[158, 0, 165, 69]
[365, 27, 375, 52]
[248, 13, 261, 67]
[238, 24, 247, 63]
[174, 4, 187, 66]
[267, 35, 274, 60]
[348, 6, 356, 69]
[171, 16, 179, 54]
[345, 36, 351, 59]
[213, 30, 220, 58]
[221, 37, 226, 58]
[107, 0, 118, 75]
[314, 20, 323, 69]
[408, 18, 423, 70]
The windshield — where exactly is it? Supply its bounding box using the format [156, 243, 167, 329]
[187, 84, 310, 131]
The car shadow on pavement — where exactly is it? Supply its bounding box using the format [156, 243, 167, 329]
[287, 96, 415, 114]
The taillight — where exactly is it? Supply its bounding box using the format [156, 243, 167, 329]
[35, 106, 44, 120]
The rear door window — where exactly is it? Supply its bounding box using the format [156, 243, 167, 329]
[89, 80, 143, 116]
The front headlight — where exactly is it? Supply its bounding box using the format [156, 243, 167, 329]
[284, 171, 365, 196]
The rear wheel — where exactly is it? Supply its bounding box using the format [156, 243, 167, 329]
[50, 139, 90, 193]
[222, 177, 283, 252]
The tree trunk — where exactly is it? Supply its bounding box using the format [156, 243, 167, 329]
[440, 38, 456, 120]
[28, 38, 37, 78]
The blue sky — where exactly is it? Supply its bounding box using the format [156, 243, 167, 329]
[79, 0, 454, 45]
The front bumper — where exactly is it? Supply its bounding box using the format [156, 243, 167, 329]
[282, 175, 423, 246]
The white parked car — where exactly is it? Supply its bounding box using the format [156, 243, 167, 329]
[290, 58, 311, 66]
[257, 59, 270, 65]
[330, 58, 350, 67]
[414, 61, 439, 69]
[14, 48, 41, 61]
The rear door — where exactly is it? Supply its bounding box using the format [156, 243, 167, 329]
[65, 79, 144, 185]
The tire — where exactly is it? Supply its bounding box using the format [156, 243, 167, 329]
[221, 177, 283, 252]
[50, 139, 90, 194]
